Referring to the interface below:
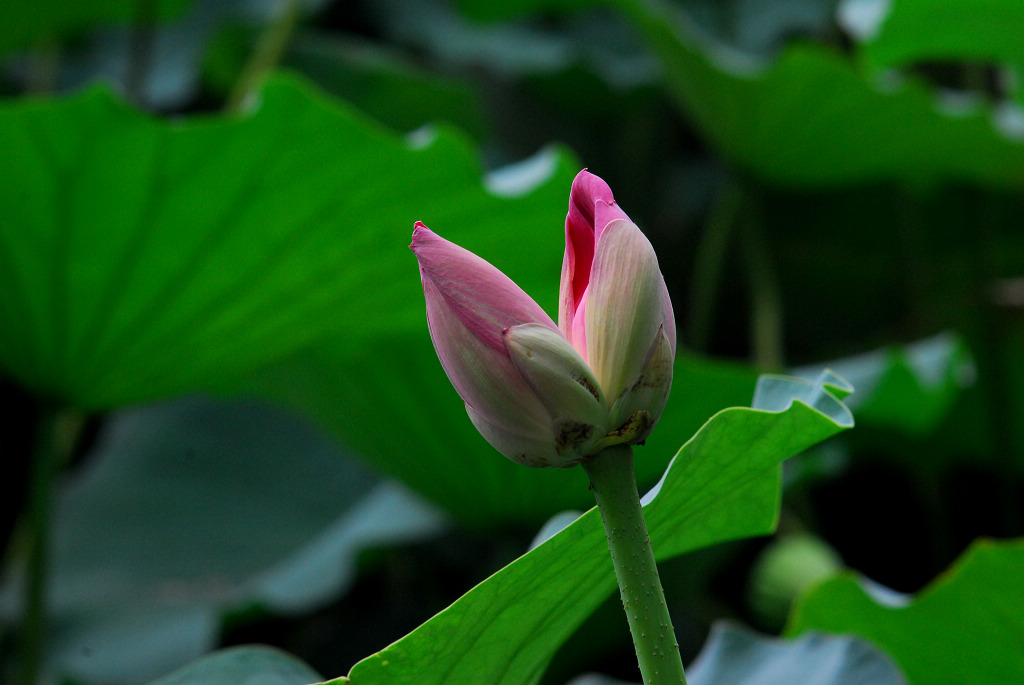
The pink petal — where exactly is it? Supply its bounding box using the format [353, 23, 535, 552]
[419, 269, 549, 432]
[411, 222, 558, 450]
[559, 170, 616, 352]
[466, 405, 565, 468]
[570, 287, 589, 358]
[593, 199, 630, 242]
[412, 223, 556, 353]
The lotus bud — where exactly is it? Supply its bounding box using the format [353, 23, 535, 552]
[560, 170, 676, 446]
[411, 169, 675, 468]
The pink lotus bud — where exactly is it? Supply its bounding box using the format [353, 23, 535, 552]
[411, 170, 675, 468]
[560, 170, 675, 442]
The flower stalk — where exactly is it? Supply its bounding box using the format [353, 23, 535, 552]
[583, 445, 687, 685]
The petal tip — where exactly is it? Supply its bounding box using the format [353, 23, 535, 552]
[571, 169, 614, 199]
[410, 221, 434, 251]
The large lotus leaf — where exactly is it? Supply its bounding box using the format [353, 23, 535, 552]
[307, 373, 853, 685]
[147, 646, 321, 685]
[788, 538, 1024, 685]
[248, 327, 966, 530]
[0, 73, 578, 409]
[613, 0, 1024, 188]
[0, 0, 191, 54]
[245, 333, 760, 527]
[840, 0, 1024, 70]
[450, 0, 1024, 186]
[0, 396, 445, 685]
[248, 328, 959, 526]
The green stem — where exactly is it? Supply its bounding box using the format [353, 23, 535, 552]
[18, 409, 63, 685]
[224, 0, 302, 114]
[582, 445, 687, 685]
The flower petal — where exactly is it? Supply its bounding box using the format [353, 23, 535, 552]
[504, 323, 608, 431]
[570, 286, 589, 359]
[607, 324, 674, 434]
[559, 170, 615, 355]
[412, 223, 554, 434]
[467, 405, 594, 468]
[419, 273, 550, 432]
[593, 198, 630, 242]
[412, 222, 556, 354]
[584, 218, 675, 404]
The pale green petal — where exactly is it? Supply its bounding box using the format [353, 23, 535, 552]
[608, 325, 674, 434]
[504, 323, 608, 435]
[584, 219, 670, 405]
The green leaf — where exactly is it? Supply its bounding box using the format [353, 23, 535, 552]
[311, 373, 851, 685]
[753, 369, 855, 417]
[842, 0, 1024, 69]
[450, 0, 1024, 186]
[0, 73, 578, 409]
[246, 336, 760, 527]
[795, 333, 975, 436]
[616, 0, 1024, 187]
[685, 621, 905, 685]
[146, 646, 321, 685]
[0, 397, 444, 684]
[250, 325, 966, 527]
[788, 538, 1024, 685]
[0, 0, 191, 54]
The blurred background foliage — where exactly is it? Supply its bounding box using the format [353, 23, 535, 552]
[1, 0, 1023, 683]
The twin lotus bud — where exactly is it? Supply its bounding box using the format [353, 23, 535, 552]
[411, 170, 676, 468]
